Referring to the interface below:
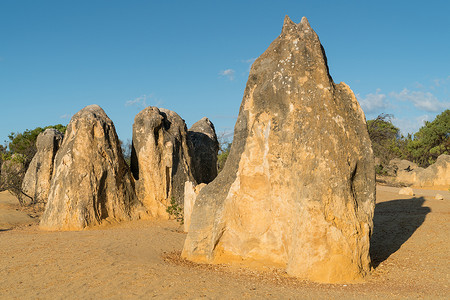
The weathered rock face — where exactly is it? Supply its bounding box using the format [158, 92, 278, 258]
[40, 105, 139, 230]
[188, 117, 219, 184]
[183, 181, 206, 232]
[182, 16, 375, 283]
[387, 159, 419, 177]
[131, 107, 195, 218]
[396, 154, 450, 187]
[22, 129, 63, 205]
[418, 155, 450, 186]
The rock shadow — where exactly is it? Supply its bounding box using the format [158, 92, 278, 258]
[188, 131, 218, 184]
[370, 197, 430, 268]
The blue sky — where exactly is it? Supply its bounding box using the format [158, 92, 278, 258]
[1, 0, 449, 145]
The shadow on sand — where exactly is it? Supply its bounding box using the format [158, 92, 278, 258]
[370, 197, 430, 268]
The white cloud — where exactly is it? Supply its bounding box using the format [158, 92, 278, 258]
[357, 89, 388, 114]
[433, 79, 442, 87]
[125, 95, 148, 107]
[431, 75, 450, 89]
[125, 94, 162, 108]
[393, 114, 430, 135]
[413, 82, 424, 89]
[242, 57, 257, 72]
[390, 88, 449, 112]
[216, 128, 234, 143]
[416, 114, 430, 125]
[219, 69, 235, 80]
[60, 113, 71, 119]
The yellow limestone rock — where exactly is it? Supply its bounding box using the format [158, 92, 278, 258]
[130, 107, 196, 218]
[182, 16, 376, 283]
[183, 181, 206, 232]
[40, 105, 140, 230]
[22, 128, 63, 206]
[395, 155, 450, 187]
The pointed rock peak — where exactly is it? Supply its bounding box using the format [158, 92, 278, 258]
[282, 15, 297, 34]
[282, 15, 313, 35]
[300, 16, 311, 29]
[284, 15, 295, 26]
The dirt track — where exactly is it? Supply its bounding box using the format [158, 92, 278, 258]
[0, 187, 449, 299]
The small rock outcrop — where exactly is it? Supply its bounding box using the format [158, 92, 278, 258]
[387, 159, 419, 177]
[182, 16, 375, 283]
[415, 155, 450, 186]
[399, 187, 414, 196]
[40, 105, 139, 230]
[395, 155, 450, 187]
[131, 107, 195, 218]
[188, 117, 219, 184]
[22, 129, 63, 205]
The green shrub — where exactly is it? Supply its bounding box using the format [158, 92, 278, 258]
[166, 197, 183, 224]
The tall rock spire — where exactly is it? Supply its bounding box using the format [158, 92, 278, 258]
[182, 16, 375, 283]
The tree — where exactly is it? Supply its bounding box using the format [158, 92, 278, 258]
[6, 124, 67, 166]
[217, 141, 231, 173]
[367, 114, 405, 166]
[407, 109, 449, 167]
[0, 145, 6, 192]
[1, 124, 67, 205]
[120, 138, 132, 166]
[0, 154, 31, 205]
[216, 130, 233, 173]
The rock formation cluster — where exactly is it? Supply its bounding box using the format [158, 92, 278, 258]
[32, 104, 219, 230]
[182, 16, 375, 283]
[11, 14, 399, 284]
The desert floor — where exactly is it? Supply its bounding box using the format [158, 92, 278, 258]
[1, 186, 449, 299]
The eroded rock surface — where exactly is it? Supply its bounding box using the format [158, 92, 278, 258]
[387, 159, 419, 177]
[396, 154, 450, 187]
[188, 117, 219, 184]
[131, 107, 195, 218]
[182, 16, 375, 283]
[183, 181, 206, 232]
[22, 129, 63, 205]
[40, 105, 139, 230]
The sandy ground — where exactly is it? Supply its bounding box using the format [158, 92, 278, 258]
[0, 187, 449, 299]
